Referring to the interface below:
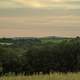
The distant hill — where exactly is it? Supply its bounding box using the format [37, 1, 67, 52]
[0, 36, 74, 46]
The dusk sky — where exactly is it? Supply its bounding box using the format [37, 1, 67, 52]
[0, 0, 80, 37]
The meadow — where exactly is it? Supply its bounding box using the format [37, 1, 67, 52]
[0, 72, 80, 80]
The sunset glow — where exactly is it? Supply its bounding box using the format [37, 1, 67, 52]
[15, 0, 64, 8]
[0, 0, 80, 37]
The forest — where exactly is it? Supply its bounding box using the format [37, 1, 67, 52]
[0, 36, 80, 75]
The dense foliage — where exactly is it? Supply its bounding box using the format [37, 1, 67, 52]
[0, 37, 80, 75]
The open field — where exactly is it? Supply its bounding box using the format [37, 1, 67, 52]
[0, 73, 80, 80]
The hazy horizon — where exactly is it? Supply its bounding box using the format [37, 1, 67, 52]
[0, 0, 80, 37]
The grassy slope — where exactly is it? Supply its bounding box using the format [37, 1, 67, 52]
[40, 37, 71, 44]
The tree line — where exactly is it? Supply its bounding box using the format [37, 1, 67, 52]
[0, 37, 80, 75]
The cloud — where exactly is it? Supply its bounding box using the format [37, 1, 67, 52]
[0, 0, 63, 9]
[14, 0, 80, 9]
[0, 16, 80, 37]
[15, 0, 65, 8]
[0, 0, 80, 9]
[0, 0, 24, 8]
[0, 0, 76, 8]
[0, 0, 80, 16]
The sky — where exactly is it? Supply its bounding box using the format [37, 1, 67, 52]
[0, 0, 80, 37]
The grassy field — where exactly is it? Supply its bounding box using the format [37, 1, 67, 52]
[0, 72, 80, 80]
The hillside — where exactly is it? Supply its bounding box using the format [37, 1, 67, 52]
[0, 36, 72, 46]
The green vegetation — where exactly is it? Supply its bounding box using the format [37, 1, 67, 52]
[40, 36, 71, 44]
[0, 36, 80, 75]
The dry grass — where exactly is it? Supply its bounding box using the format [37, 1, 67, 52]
[0, 72, 80, 80]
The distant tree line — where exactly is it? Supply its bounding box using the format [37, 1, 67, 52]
[0, 37, 80, 75]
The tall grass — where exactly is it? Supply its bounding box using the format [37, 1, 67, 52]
[0, 72, 80, 80]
